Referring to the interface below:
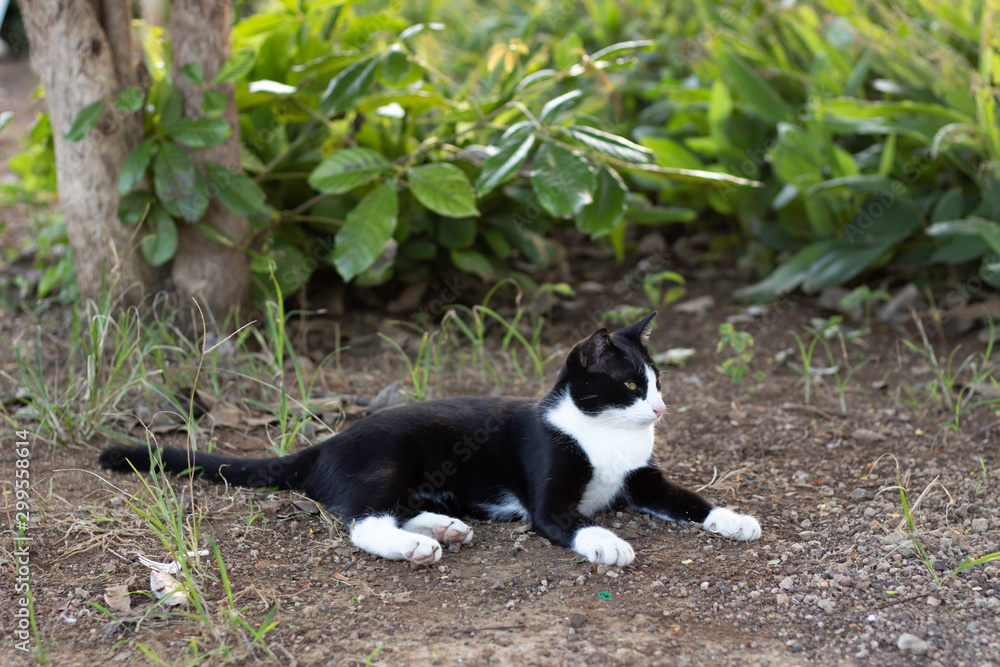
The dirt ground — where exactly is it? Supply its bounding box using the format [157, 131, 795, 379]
[2, 59, 1000, 667]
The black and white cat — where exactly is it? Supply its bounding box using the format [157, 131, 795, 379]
[100, 312, 760, 566]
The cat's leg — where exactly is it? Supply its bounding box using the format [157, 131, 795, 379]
[531, 500, 635, 566]
[350, 515, 443, 564]
[624, 466, 761, 540]
[402, 512, 474, 546]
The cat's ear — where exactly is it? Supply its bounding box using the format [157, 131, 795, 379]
[579, 328, 612, 368]
[618, 311, 657, 345]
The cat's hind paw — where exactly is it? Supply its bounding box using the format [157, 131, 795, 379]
[702, 507, 761, 541]
[572, 526, 635, 566]
[403, 512, 474, 546]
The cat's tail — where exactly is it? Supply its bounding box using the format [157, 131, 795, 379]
[98, 444, 319, 490]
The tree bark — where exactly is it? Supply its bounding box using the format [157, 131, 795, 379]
[20, 0, 163, 304]
[170, 0, 252, 323]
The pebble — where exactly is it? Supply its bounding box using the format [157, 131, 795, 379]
[568, 613, 586, 629]
[851, 429, 885, 443]
[897, 633, 931, 655]
[779, 576, 795, 590]
[776, 594, 790, 606]
[851, 488, 873, 501]
[817, 599, 835, 611]
[971, 518, 988, 533]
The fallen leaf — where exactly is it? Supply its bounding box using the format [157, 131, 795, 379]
[103, 585, 131, 614]
[207, 401, 247, 429]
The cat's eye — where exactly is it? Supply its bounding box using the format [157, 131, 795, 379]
[624, 382, 637, 391]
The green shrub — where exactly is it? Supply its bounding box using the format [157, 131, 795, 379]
[9, 0, 1000, 305]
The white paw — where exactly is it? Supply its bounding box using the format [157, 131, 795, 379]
[702, 507, 761, 541]
[572, 526, 635, 566]
[403, 512, 474, 545]
[402, 534, 443, 565]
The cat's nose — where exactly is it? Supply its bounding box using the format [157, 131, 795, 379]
[653, 406, 666, 418]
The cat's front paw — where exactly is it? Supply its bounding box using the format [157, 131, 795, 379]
[702, 507, 761, 541]
[572, 526, 635, 566]
[402, 535, 443, 565]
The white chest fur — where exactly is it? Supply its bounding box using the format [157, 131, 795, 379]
[545, 392, 655, 516]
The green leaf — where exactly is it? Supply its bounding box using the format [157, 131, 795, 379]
[181, 63, 205, 85]
[718, 49, 790, 123]
[531, 142, 596, 218]
[408, 163, 479, 218]
[333, 182, 398, 282]
[117, 138, 157, 194]
[153, 143, 195, 202]
[114, 87, 145, 113]
[308, 147, 392, 195]
[165, 117, 232, 149]
[575, 165, 627, 237]
[117, 190, 155, 226]
[201, 90, 228, 118]
[381, 47, 411, 85]
[154, 143, 208, 222]
[770, 123, 825, 187]
[539, 90, 583, 125]
[212, 48, 257, 84]
[450, 249, 494, 281]
[140, 205, 179, 266]
[474, 132, 536, 196]
[563, 125, 655, 164]
[320, 55, 380, 116]
[626, 205, 698, 224]
[931, 187, 964, 223]
[927, 217, 1000, 257]
[64, 98, 106, 142]
[640, 137, 702, 170]
[590, 39, 653, 61]
[206, 163, 271, 218]
[929, 235, 987, 263]
[802, 241, 893, 292]
[159, 87, 184, 126]
[734, 240, 838, 303]
[437, 217, 477, 249]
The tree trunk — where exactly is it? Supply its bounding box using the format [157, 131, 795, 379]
[20, 0, 163, 304]
[170, 0, 252, 323]
[19, 0, 252, 323]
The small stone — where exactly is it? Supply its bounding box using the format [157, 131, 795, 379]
[649, 580, 665, 591]
[972, 518, 989, 533]
[699, 581, 709, 590]
[878, 283, 923, 324]
[817, 599, 835, 611]
[776, 594, 790, 606]
[511, 576, 523, 586]
[674, 295, 715, 317]
[490, 580, 504, 591]
[301, 605, 319, 618]
[779, 576, 795, 590]
[851, 488, 873, 501]
[367, 382, 409, 414]
[896, 633, 931, 655]
[568, 613, 586, 629]
[852, 429, 885, 443]
[926, 597, 941, 607]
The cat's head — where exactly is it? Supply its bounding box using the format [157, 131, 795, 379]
[556, 311, 666, 427]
